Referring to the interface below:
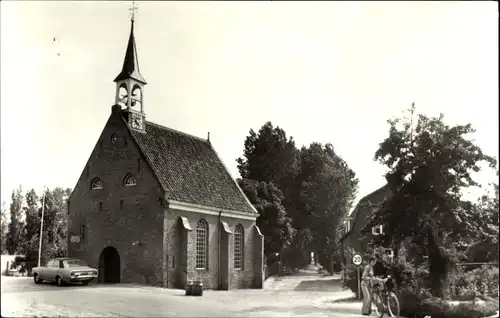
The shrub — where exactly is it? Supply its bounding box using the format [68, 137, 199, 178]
[397, 290, 423, 317]
[396, 293, 499, 318]
[343, 256, 429, 301]
[449, 265, 499, 297]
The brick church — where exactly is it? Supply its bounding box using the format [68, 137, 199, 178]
[67, 15, 264, 290]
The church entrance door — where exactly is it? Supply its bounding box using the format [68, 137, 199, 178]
[98, 246, 120, 283]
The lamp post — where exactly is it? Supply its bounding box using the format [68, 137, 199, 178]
[37, 187, 47, 267]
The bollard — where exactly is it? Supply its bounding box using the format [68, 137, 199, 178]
[185, 280, 193, 296]
[185, 280, 203, 296]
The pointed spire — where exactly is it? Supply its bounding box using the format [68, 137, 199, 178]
[114, 16, 147, 84]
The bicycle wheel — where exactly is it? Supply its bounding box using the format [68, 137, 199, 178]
[372, 293, 385, 318]
[387, 292, 400, 318]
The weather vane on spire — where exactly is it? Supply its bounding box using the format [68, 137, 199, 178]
[129, 0, 138, 22]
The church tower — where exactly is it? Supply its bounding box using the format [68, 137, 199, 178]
[114, 4, 146, 132]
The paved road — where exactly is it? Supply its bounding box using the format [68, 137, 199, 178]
[1, 273, 369, 317]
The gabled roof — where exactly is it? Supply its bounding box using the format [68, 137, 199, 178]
[114, 21, 147, 84]
[128, 118, 256, 214]
[339, 184, 391, 242]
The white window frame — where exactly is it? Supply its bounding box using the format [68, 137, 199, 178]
[372, 224, 384, 236]
[234, 224, 244, 270]
[124, 174, 137, 187]
[91, 178, 103, 190]
[344, 220, 351, 233]
[196, 219, 208, 270]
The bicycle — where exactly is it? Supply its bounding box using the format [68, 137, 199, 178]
[371, 275, 400, 318]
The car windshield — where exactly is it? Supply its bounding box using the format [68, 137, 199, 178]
[64, 259, 88, 267]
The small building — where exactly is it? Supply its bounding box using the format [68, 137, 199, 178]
[339, 185, 393, 267]
[67, 15, 264, 290]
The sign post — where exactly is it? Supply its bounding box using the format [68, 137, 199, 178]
[352, 253, 363, 300]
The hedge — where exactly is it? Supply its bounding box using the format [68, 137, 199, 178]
[342, 259, 499, 318]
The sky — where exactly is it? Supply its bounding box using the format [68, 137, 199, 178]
[1, 1, 498, 212]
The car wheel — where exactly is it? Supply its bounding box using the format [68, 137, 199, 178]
[56, 276, 64, 286]
[82, 280, 90, 286]
[34, 274, 43, 284]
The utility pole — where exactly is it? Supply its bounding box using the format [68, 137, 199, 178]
[37, 187, 47, 267]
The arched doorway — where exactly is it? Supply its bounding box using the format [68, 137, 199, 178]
[98, 246, 120, 283]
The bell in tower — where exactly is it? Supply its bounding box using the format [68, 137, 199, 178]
[114, 2, 147, 132]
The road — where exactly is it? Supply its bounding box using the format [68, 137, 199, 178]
[1, 271, 370, 317]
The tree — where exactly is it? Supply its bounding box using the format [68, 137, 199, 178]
[49, 187, 71, 258]
[37, 188, 70, 265]
[237, 179, 295, 259]
[236, 122, 302, 265]
[236, 122, 301, 217]
[465, 175, 499, 263]
[367, 104, 497, 297]
[1, 201, 8, 254]
[296, 143, 358, 272]
[237, 121, 300, 186]
[6, 187, 24, 255]
[236, 122, 359, 271]
[21, 189, 41, 271]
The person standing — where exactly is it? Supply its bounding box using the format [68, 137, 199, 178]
[373, 254, 387, 278]
[361, 256, 377, 315]
[374, 253, 392, 291]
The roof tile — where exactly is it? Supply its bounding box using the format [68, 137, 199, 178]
[129, 119, 255, 214]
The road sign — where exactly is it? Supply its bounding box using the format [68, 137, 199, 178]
[352, 253, 363, 266]
[352, 253, 363, 300]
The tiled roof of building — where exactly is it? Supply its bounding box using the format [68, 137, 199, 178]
[129, 119, 256, 214]
[339, 184, 391, 242]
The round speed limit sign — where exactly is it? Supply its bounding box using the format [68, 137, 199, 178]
[352, 254, 363, 266]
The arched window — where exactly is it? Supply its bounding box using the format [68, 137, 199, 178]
[91, 178, 103, 190]
[124, 174, 137, 187]
[234, 224, 244, 270]
[196, 219, 208, 269]
[131, 84, 142, 108]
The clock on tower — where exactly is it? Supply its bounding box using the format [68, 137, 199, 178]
[130, 112, 144, 130]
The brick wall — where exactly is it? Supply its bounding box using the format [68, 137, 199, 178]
[165, 208, 259, 290]
[252, 225, 264, 288]
[68, 107, 165, 286]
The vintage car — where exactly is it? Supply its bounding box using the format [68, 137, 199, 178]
[32, 257, 98, 286]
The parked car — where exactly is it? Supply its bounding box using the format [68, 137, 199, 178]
[32, 258, 98, 286]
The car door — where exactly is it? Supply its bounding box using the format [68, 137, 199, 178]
[50, 260, 61, 281]
[41, 260, 53, 280]
[47, 260, 58, 281]
[57, 260, 66, 280]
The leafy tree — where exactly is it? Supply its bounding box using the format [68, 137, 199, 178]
[367, 104, 497, 297]
[6, 187, 24, 255]
[236, 122, 302, 264]
[23, 189, 39, 239]
[49, 187, 71, 257]
[236, 122, 301, 217]
[236, 122, 359, 271]
[296, 143, 358, 272]
[21, 189, 41, 270]
[237, 178, 295, 260]
[1, 201, 8, 254]
[465, 175, 499, 263]
[37, 187, 70, 265]
[237, 121, 300, 186]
